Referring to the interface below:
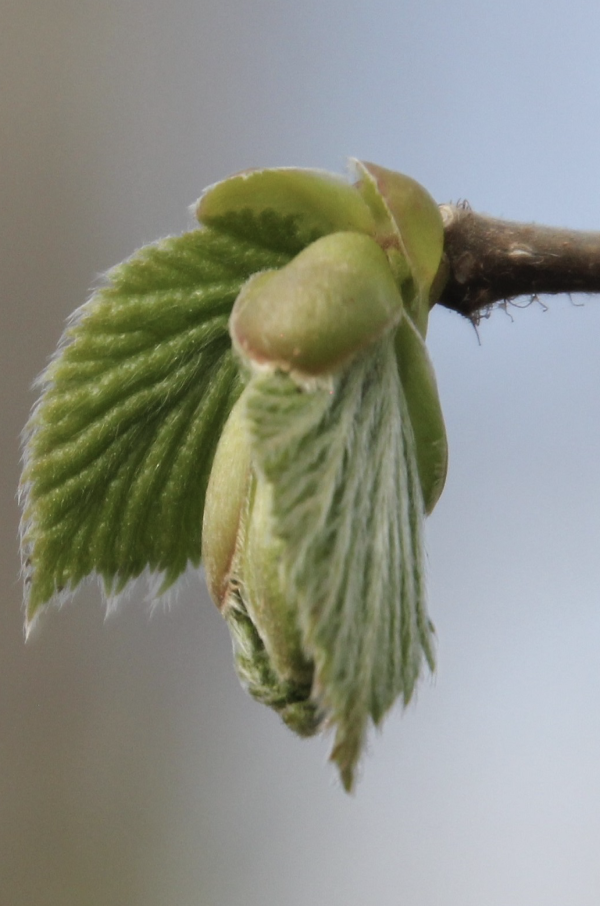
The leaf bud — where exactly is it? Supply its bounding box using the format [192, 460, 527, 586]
[230, 231, 404, 380]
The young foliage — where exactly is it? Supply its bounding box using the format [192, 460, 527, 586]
[20, 225, 297, 626]
[242, 337, 434, 790]
[20, 161, 448, 789]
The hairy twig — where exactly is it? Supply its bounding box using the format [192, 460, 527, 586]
[436, 203, 600, 318]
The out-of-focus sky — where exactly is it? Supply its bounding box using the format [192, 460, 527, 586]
[2, 2, 600, 904]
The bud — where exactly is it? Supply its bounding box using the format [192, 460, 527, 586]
[199, 161, 449, 789]
[201, 390, 252, 611]
[394, 315, 448, 514]
[202, 388, 322, 737]
[230, 231, 404, 380]
[352, 160, 444, 337]
[21, 155, 451, 790]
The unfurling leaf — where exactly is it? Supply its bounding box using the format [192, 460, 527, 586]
[231, 231, 404, 378]
[20, 222, 298, 628]
[245, 336, 433, 791]
[20, 160, 449, 790]
[203, 189, 446, 788]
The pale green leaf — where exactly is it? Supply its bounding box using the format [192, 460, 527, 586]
[21, 225, 297, 626]
[230, 231, 403, 379]
[197, 166, 375, 247]
[243, 334, 435, 790]
[352, 160, 444, 336]
[394, 316, 448, 514]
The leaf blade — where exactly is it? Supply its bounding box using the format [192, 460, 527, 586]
[243, 334, 434, 790]
[21, 225, 296, 626]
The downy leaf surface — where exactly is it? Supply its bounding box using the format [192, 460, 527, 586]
[243, 334, 435, 790]
[21, 222, 300, 626]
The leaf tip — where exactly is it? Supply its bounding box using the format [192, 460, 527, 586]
[24, 610, 40, 643]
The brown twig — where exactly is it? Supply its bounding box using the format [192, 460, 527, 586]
[435, 203, 600, 318]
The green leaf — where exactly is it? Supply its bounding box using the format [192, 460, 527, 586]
[20, 225, 296, 628]
[352, 160, 444, 337]
[394, 315, 448, 515]
[197, 166, 375, 249]
[243, 333, 435, 791]
[224, 597, 322, 738]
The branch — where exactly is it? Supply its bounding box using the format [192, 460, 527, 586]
[435, 203, 600, 318]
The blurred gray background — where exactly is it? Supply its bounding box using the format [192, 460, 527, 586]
[3, 1, 600, 904]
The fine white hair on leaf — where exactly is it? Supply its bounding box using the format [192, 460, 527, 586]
[242, 333, 434, 790]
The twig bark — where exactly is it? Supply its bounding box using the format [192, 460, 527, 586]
[435, 203, 600, 318]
